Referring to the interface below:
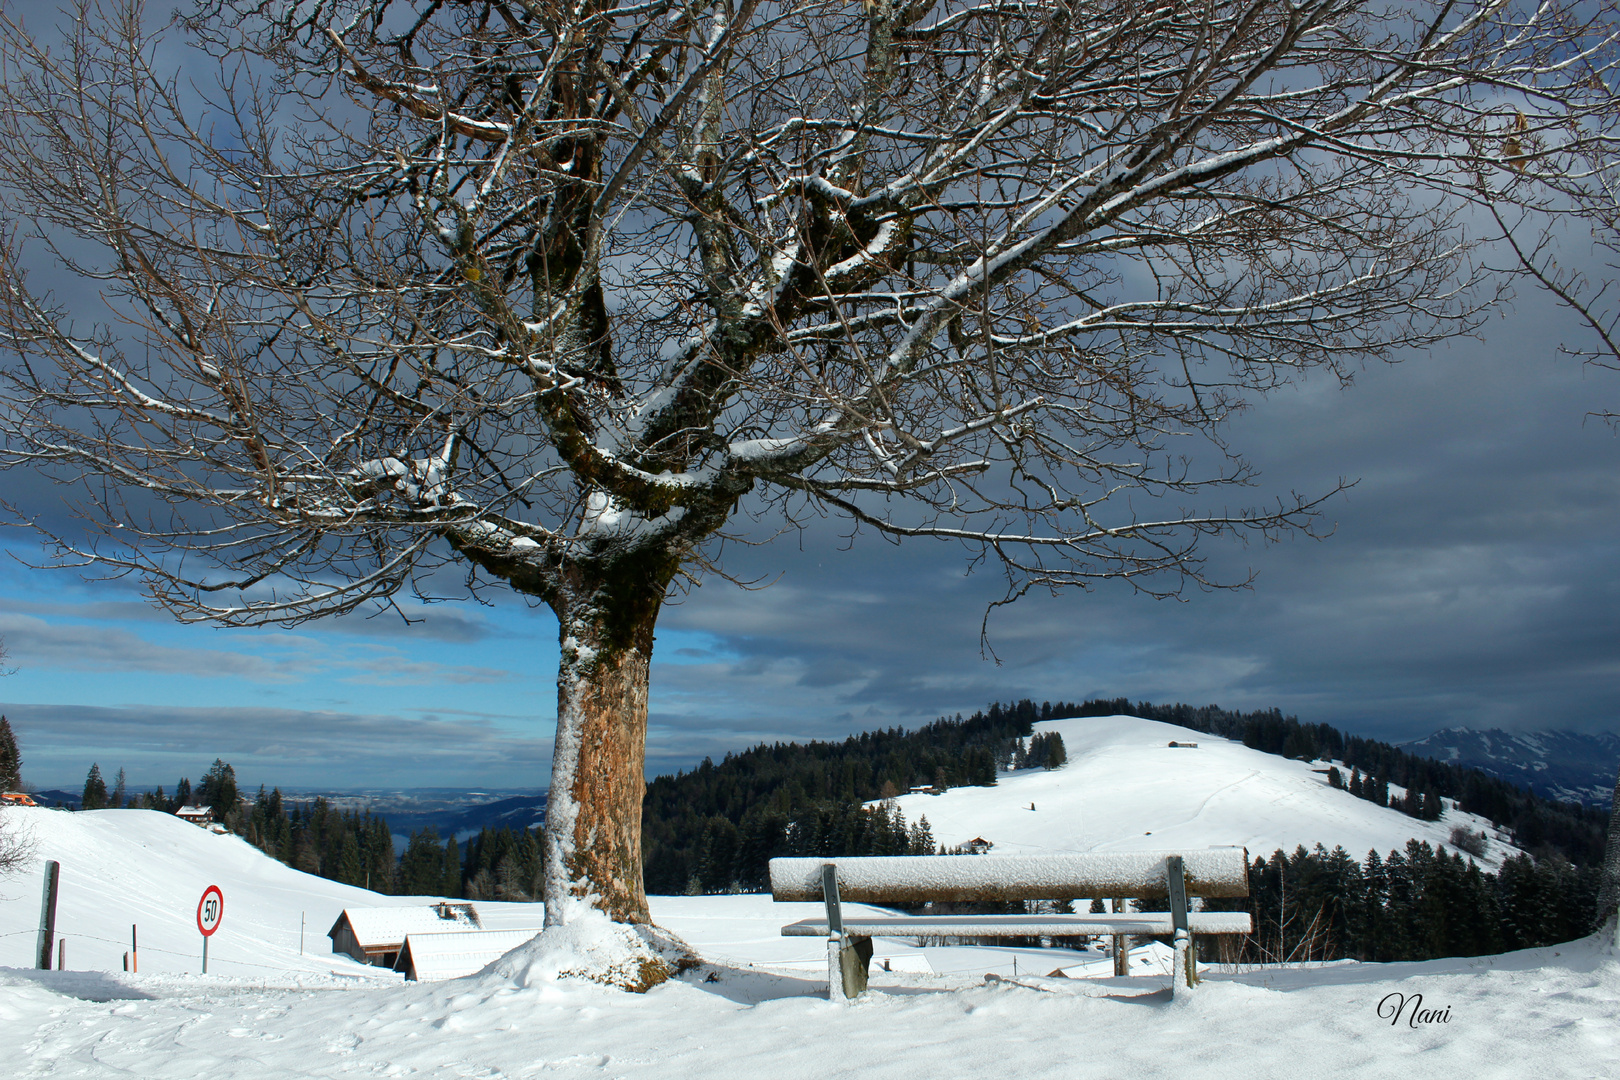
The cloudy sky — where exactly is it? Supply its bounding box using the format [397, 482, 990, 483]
[4, 279, 1617, 793]
[1, 6, 1617, 796]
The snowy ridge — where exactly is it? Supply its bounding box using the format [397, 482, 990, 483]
[886, 715, 1520, 867]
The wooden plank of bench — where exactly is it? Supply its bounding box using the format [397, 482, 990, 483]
[769, 849, 1250, 903]
[779, 912, 1254, 937]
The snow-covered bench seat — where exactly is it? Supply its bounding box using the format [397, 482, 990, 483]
[769, 850, 1252, 1000]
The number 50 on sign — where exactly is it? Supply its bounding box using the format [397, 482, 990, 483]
[196, 885, 223, 973]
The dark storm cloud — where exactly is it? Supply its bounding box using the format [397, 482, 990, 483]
[0, 702, 553, 789]
[647, 301, 1620, 750]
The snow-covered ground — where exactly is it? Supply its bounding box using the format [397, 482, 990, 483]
[892, 715, 1516, 866]
[2, 723, 1613, 1079]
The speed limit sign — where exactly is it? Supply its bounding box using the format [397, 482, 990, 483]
[197, 885, 224, 936]
[196, 885, 223, 973]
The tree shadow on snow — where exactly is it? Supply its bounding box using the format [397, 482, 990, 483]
[676, 962, 829, 1005]
[1, 968, 156, 1002]
[677, 963, 1178, 1006]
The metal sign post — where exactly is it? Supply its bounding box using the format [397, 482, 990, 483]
[196, 885, 224, 974]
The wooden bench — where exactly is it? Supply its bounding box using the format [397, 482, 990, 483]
[769, 849, 1252, 1000]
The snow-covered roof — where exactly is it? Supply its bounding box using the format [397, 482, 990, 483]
[175, 805, 213, 818]
[395, 928, 542, 982]
[330, 904, 481, 949]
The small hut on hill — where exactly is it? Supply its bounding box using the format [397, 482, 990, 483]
[175, 805, 215, 827]
[328, 903, 481, 968]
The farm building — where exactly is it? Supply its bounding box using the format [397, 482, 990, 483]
[328, 903, 481, 968]
[174, 805, 214, 827]
[394, 928, 543, 982]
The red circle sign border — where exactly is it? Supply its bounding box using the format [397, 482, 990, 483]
[196, 884, 224, 937]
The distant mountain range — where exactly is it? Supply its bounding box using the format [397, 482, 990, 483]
[1400, 728, 1620, 807]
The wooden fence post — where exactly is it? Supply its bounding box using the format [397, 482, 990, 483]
[1111, 897, 1130, 977]
[36, 860, 60, 970]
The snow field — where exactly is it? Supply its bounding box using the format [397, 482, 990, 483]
[5, 932, 1618, 1078]
[3, 717, 1613, 1079]
[890, 715, 1516, 867]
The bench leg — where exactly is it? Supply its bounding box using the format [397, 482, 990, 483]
[1171, 929, 1192, 998]
[826, 935, 873, 1001]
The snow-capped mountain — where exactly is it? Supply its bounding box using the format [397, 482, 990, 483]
[1399, 727, 1620, 806]
[888, 715, 1517, 866]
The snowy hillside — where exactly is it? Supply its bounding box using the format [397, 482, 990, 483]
[0, 808, 546, 978]
[890, 715, 1516, 866]
[4, 779, 1618, 1077]
[0, 808, 1106, 982]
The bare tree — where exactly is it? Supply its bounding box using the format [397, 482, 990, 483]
[0, 0, 1615, 962]
[0, 813, 33, 877]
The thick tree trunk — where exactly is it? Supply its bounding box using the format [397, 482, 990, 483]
[541, 560, 667, 927]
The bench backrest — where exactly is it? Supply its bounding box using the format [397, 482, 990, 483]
[769, 849, 1250, 903]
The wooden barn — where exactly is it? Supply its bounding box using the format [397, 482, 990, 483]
[328, 903, 481, 968]
[394, 927, 543, 982]
[175, 805, 215, 827]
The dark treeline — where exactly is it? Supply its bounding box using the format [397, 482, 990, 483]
[79, 758, 234, 816]
[242, 787, 398, 892]
[675, 798, 940, 896]
[245, 786, 549, 902]
[642, 703, 1069, 894]
[1074, 698, 1608, 865]
[1204, 841, 1602, 964]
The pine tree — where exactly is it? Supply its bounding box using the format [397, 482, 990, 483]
[198, 759, 238, 816]
[399, 828, 445, 895]
[173, 777, 192, 809]
[442, 836, 462, 898]
[110, 767, 127, 809]
[81, 763, 107, 810]
[338, 830, 364, 887]
[0, 715, 20, 791]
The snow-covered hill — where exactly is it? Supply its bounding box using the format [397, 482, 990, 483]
[889, 715, 1517, 866]
[0, 808, 546, 978]
[0, 808, 1106, 982]
[2, 764, 1616, 1078]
